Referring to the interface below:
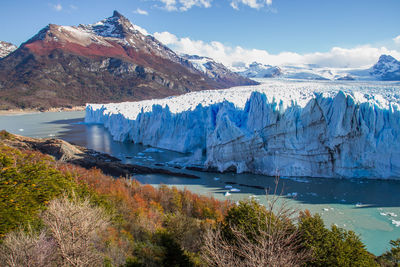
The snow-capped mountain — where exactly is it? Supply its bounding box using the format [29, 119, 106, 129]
[182, 54, 252, 85]
[0, 41, 17, 58]
[237, 62, 282, 78]
[370, 55, 400, 81]
[236, 55, 400, 81]
[237, 62, 333, 80]
[0, 11, 255, 110]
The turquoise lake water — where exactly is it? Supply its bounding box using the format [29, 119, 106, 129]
[0, 110, 399, 255]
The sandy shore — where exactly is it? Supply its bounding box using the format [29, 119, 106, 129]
[0, 106, 86, 116]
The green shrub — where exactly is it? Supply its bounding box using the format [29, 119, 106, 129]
[221, 199, 272, 242]
[0, 145, 77, 237]
[377, 238, 400, 266]
[298, 212, 376, 266]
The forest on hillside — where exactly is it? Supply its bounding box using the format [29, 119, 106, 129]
[0, 131, 399, 266]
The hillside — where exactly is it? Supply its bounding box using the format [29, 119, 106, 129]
[0, 11, 256, 110]
[1, 131, 397, 266]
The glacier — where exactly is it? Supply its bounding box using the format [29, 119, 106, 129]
[85, 79, 400, 179]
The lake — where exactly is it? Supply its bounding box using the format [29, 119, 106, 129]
[1, 110, 399, 255]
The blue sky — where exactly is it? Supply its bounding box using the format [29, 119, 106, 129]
[1, 0, 400, 67]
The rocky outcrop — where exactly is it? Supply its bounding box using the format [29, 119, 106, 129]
[0, 131, 198, 178]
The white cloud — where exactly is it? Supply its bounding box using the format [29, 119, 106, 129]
[394, 35, 400, 45]
[160, 0, 177, 11]
[69, 5, 78, 10]
[156, 0, 213, 11]
[154, 0, 273, 11]
[134, 8, 149, 15]
[52, 3, 62, 11]
[154, 31, 400, 68]
[230, 0, 272, 10]
[133, 24, 149, 35]
[230, 1, 239, 10]
[155, 31, 179, 44]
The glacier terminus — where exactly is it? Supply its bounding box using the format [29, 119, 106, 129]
[85, 79, 400, 179]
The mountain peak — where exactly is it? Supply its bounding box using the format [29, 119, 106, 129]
[112, 10, 124, 18]
[377, 54, 397, 64]
[371, 54, 400, 81]
[82, 11, 138, 39]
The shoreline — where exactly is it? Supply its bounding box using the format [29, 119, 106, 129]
[0, 106, 86, 116]
[0, 131, 199, 179]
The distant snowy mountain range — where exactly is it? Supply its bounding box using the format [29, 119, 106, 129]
[235, 55, 400, 81]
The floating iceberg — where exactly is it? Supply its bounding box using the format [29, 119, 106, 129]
[380, 212, 398, 217]
[85, 79, 400, 179]
[392, 220, 400, 227]
[143, 148, 164, 153]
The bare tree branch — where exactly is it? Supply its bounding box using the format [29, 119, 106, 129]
[202, 178, 311, 267]
[41, 193, 109, 267]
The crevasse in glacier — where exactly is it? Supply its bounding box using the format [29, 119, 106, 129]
[85, 80, 400, 179]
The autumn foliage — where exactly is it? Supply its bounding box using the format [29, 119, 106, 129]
[0, 132, 398, 266]
[0, 139, 229, 266]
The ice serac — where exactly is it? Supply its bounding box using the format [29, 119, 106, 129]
[85, 81, 400, 179]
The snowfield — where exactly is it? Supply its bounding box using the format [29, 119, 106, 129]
[85, 79, 400, 179]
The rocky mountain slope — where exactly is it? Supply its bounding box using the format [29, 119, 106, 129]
[0, 41, 17, 58]
[0, 11, 256, 110]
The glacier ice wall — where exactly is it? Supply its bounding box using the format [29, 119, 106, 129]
[85, 82, 400, 179]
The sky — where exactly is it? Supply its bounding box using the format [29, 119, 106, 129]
[1, 0, 400, 68]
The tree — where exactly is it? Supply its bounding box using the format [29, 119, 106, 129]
[203, 199, 310, 267]
[378, 238, 400, 266]
[0, 228, 56, 267]
[298, 212, 376, 267]
[41, 193, 109, 267]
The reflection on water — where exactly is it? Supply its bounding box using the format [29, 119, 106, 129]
[0, 111, 400, 255]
